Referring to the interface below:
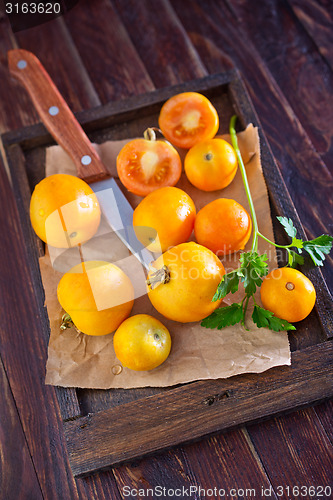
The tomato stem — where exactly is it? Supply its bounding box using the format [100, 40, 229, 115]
[229, 116, 259, 253]
[146, 265, 171, 289]
[143, 127, 164, 141]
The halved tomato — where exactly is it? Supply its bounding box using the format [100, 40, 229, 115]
[116, 135, 182, 197]
[158, 92, 219, 149]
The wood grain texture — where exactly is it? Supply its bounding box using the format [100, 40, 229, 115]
[112, 0, 207, 86]
[229, 0, 333, 167]
[247, 408, 333, 489]
[63, 0, 154, 103]
[314, 399, 333, 443]
[15, 17, 101, 112]
[110, 449, 202, 499]
[170, 0, 333, 292]
[64, 342, 332, 476]
[0, 355, 43, 500]
[182, 429, 278, 498]
[289, 0, 333, 69]
[0, 16, 38, 131]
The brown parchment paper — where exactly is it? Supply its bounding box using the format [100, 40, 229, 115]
[43, 125, 291, 389]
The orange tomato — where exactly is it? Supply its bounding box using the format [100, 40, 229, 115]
[195, 198, 252, 256]
[133, 186, 196, 253]
[30, 174, 101, 248]
[57, 260, 134, 336]
[158, 92, 219, 149]
[116, 137, 182, 197]
[184, 138, 238, 191]
[260, 267, 316, 323]
[113, 314, 171, 371]
[147, 242, 225, 323]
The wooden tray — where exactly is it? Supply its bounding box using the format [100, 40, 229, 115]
[2, 71, 332, 478]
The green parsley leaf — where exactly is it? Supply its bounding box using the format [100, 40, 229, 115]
[277, 216, 297, 239]
[291, 237, 303, 252]
[239, 251, 268, 295]
[212, 271, 241, 301]
[201, 303, 244, 329]
[288, 250, 305, 268]
[302, 235, 333, 266]
[252, 305, 296, 332]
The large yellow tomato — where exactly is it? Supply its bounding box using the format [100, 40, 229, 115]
[57, 260, 134, 336]
[30, 174, 101, 248]
[147, 242, 225, 323]
[113, 314, 171, 371]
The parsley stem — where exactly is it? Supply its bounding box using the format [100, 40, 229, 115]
[242, 295, 251, 330]
[257, 231, 293, 249]
[229, 116, 259, 253]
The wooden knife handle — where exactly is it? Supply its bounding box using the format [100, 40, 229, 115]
[8, 49, 109, 183]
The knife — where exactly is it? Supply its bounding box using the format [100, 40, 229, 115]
[8, 49, 156, 271]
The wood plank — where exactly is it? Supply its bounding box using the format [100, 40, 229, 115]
[15, 17, 101, 111]
[109, 449, 204, 499]
[64, 342, 332, 476]
[182, 429, 278, 498]
[170, 0, 333, 292]
[314, 399, 333, 443]
[247, 408, 333, 491]
[289, 0, 333, 69]
[112, 0, 207, 86]
[229, 0, 333, 167]
[0, 155, 87, 499]
[0, 354, 43, 499]
[0, 17, 38, 131]
[63, 0, 154, 103]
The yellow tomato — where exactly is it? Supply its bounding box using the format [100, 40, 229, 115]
[30, 174, 101, 248]
[260, 267, 316, 323]
[184, 138, 238, 191]
[57, 261, 134, 336]
[133, 186, 196, 252]
[113, 314, 171, 371]
[147, 242, 225, 323]
[194, 198, 252, 256]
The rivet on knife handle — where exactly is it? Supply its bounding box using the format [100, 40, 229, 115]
[8, 49, 109, 184]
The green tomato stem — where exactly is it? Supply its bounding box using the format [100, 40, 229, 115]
[229, 116, 259, 253]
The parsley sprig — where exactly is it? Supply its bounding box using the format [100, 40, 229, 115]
[201, 115, 332, 333]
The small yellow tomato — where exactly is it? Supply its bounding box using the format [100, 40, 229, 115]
[113, 314, 171, 371]
[184, 138, 238, 191]
[133, 186, 196, 252]
[260, 267, 316, 323]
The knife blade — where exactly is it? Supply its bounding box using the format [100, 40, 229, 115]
[8, 49, 156, 271]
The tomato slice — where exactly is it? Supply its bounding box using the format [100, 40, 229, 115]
[116, 138, 182, 196]
[158, 92, 219, 149]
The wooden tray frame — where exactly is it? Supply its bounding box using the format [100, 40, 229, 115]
[2, 71, 332, 477]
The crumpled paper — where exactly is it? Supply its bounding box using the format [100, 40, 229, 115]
[42, 124, 290, 389]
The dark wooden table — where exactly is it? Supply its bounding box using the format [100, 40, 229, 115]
[0, 1, 332, 499]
